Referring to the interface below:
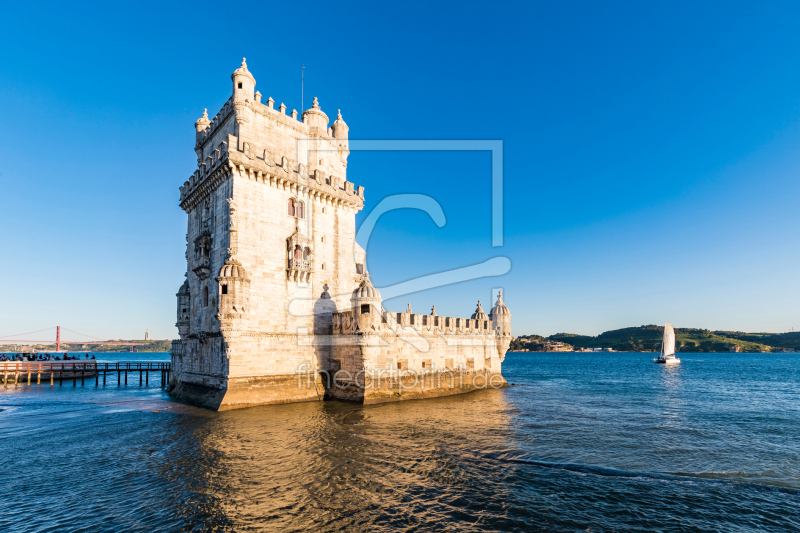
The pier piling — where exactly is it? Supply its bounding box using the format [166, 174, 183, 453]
[0, 362, 169, 389]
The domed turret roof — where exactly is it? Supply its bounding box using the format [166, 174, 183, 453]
[177, 279, 189, 296]
[351, 273, 381, 301]
[218, 259, 248, 280]
[333, 109, 347, 128]
[195, 108, 210, 129]
[231, 57, 255, 83]
[471, 300, 488, 320]
[303, 96, 329, 126]
[490, 291, 510, 317]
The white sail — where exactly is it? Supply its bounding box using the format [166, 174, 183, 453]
[663, 323, 676, 357]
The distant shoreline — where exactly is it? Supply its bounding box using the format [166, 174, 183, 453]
[508, 350, 799, 354]
[513, 325, 800, 354]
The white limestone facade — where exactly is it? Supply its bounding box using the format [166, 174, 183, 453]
[169, 59, 510, 410]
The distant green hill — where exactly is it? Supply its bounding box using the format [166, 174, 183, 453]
[511, 325, 798, 353]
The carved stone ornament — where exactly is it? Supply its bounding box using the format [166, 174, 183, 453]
[344, 181, 354, 195]
[243, 142, 254, 159]
[263, 149, 275, 166]
[298, 163, 308, 179]
[281, 156, 291, 173]
[227, 198, 238, 230]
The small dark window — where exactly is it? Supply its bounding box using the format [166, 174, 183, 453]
[222, 284, 228, 294]
[182, 308, 187, 313]
[361, 304, 370, 314]
[238, 82, 243, 89]
[356, 263, 364, 274]
[298, 201, 305, 219]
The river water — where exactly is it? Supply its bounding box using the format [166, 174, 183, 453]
[0, 351, 798, 532]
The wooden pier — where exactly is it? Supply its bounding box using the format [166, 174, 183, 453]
[1, 362, 170, 388]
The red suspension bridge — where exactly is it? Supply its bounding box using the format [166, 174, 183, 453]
[0, 326, 146, 352]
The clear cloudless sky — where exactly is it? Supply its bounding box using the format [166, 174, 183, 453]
[1, 0, 799, 340]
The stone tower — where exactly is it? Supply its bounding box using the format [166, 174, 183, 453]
[170, 59, 366, 410]
[170, 59, 510, 410]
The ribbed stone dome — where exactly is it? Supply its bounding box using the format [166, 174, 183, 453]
[231, 57, 255, 83]
[177, 279, 189, 295]
[489, 291, 510, 317]
[218, 259, 248, 280]
[303, 97, 329, 128]
[471, 300, 488, 320]
[352, 275, 381, 300]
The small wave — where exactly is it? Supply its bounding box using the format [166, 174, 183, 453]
[477, 452, 800, 493]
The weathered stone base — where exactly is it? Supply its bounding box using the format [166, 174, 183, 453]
[323, 369, 508, 405]
[169, 369, 507, 410]
[169, 373, 324, 411]
[363, 370, 508, 405]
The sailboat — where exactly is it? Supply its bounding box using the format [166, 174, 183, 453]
[654, 323, 680, 364]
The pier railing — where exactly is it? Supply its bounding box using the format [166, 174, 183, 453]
[1, 362, 171, 388]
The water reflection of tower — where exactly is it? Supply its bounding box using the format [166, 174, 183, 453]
[169, 389, 513, 529]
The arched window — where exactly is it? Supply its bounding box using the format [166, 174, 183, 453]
[202, 286, 209, 307]
[287, 198, 296, 217]
[294, 245, 302, 259]
[303, 247, 311, 260]
[298, 201, 305, 219]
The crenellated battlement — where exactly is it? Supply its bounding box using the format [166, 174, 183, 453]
[332, 310, 495, 336]
[179, 134, 364, 213]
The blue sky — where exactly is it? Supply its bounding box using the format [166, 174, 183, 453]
[1, 0, 799, 339]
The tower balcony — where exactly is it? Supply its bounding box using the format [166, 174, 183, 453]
[192, 257, 211, 280]
[287, 259, 313, 282]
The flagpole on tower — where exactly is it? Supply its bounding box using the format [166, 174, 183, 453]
[301, 64, 305, 113]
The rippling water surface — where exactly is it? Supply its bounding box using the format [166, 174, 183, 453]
[1, 352, 798, 532]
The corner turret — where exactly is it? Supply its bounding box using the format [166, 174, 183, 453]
[489, 291, 511, 337]
[231, 57, 256, 103]
[351, 273, 382, 332]
[195, 109, 210, 135]
[216, 258, 251, 328]
[176, 278, 190, 336]
[303, 97, 329, 134]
